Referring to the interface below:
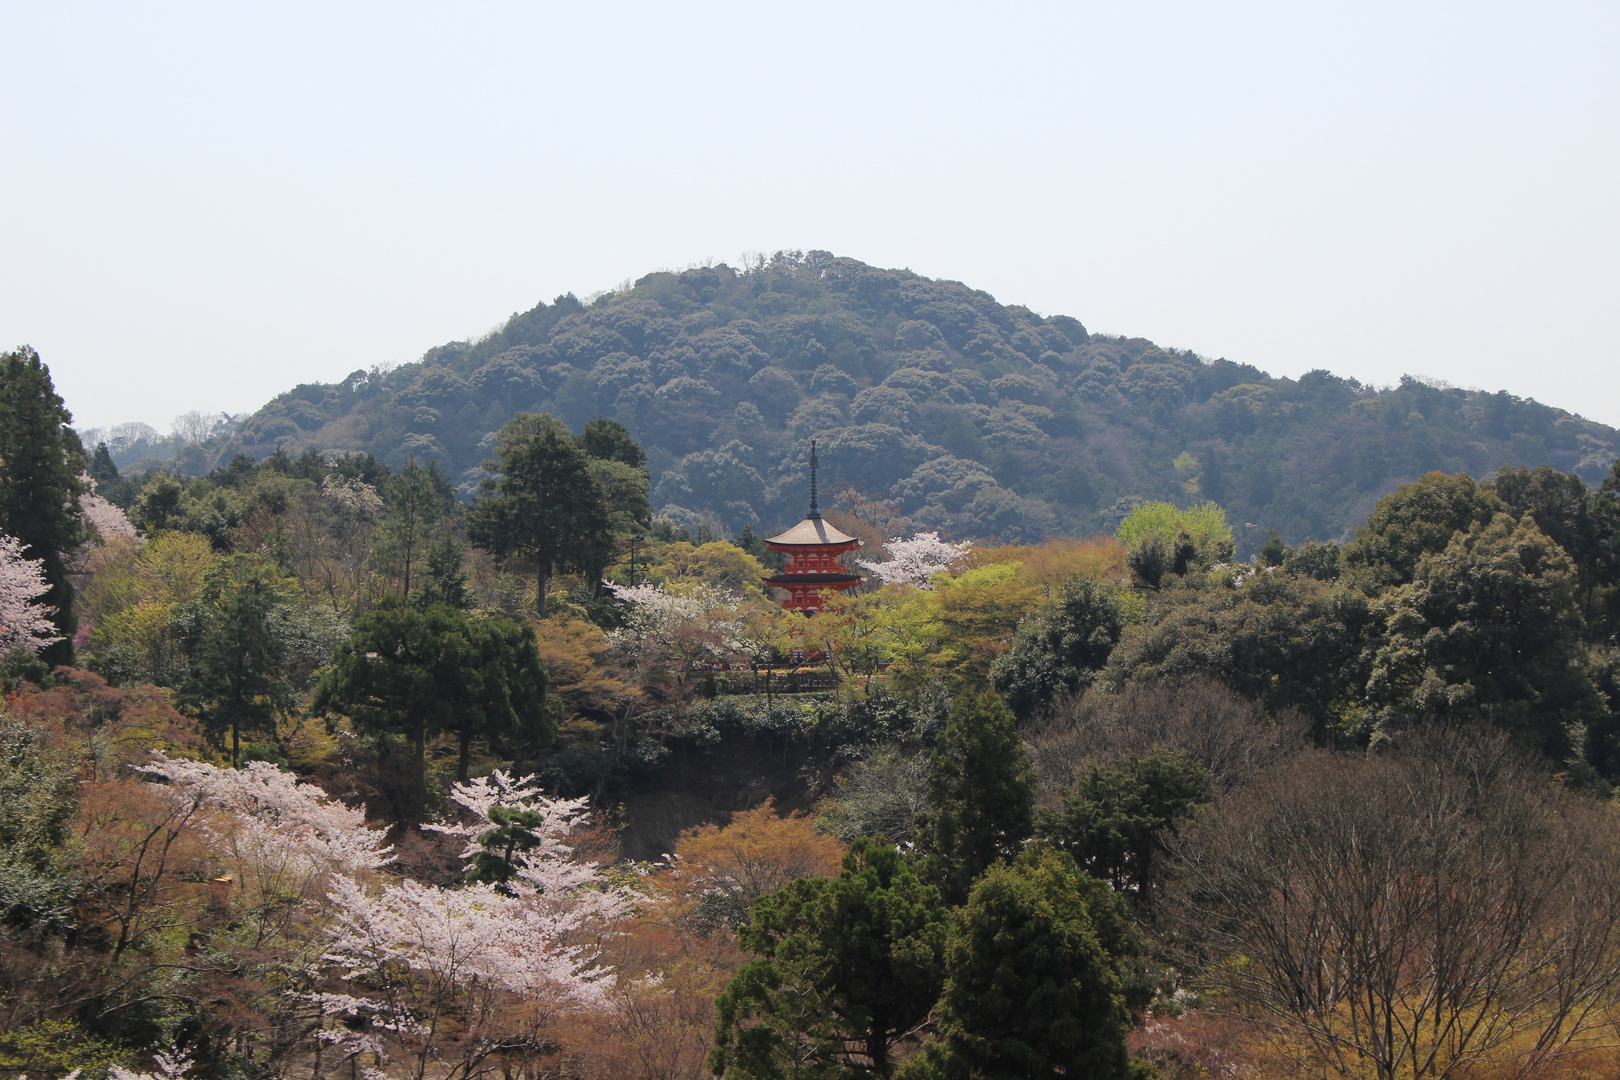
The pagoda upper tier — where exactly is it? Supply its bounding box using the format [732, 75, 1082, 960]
[761, 441, 863, 613]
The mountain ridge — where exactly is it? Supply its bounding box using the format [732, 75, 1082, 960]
[94, 250, 1620, 556]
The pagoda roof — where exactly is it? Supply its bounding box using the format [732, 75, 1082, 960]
[764, 516, 861, 547]
[762, 572, 864, 586]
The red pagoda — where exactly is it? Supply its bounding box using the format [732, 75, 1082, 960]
[762, 440, 863, 613]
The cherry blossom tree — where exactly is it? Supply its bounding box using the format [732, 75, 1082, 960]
[605, 581, 748, 698]
[0, 530, 63, 654]
[80, 487, 137, 545]
[858, 531, 972, 588]
[320, 771, 637, 1080]
[135, 752, 394, 887]
[107, 1044, 193, 1080]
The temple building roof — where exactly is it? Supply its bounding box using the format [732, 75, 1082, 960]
[764, 516, 860, 547]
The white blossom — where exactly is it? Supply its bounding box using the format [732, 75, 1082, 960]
[605, 580, 747, 664]
[321, 475, 384, 518]
[0, 531, 61, 654]
[858, 531, 972, 588]
[424, 770, 622, 897]
[135, 752, 393, 881]
[324, 874, 615, 1005]
[321, 769, 637, 1044]
[81, 490, 137, 544]
[108, 1044, 192, 1080]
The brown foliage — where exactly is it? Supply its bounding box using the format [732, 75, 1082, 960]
[659, 798, 846, 914]
[530, 613, 633, 716]
[1024, 678, 1301, 807]
[549, 805, 839, 1079]
[1163, 734, 1620, 1080]
[8, 667, 201, 777]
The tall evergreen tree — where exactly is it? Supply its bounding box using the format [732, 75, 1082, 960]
[467, 413, 616, 617]
[0, 347, 86, 665]
[173, 555, 299, 765]
[710, 839, 949, 1080]
[914, 691, 1036, 905]
[377, 453, 453, 602]
[900, 845, 1140, 1080]
[313, 602, 550, 820]
[1037, 749, 1212, 909]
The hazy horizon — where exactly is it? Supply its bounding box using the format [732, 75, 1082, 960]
[4, 2, 1616, 432]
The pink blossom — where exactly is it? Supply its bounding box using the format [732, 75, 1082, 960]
[0, 531, 62, 654]
[858, 531, 973, 588]
[135, 752, 394, 883]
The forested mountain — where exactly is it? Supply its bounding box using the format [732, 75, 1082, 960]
[121, 251, 1620, 554]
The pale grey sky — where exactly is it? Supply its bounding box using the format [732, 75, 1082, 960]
[3, 2, 1616, 432]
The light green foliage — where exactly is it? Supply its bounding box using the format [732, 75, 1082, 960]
[1036, 749, 1212, 908]
[710, 840, 949, 1080]
[915, 691, 1036, 905]
[0, 1019, 121, 1079]
[1115, 500, 1234, 589]
[900, 845, 1140, 1080]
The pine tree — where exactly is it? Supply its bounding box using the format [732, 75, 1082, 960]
[710, 839, 949, 1080]
[377, 454, 453, 602]
[467, 414, 615, 618]
[0, 347, 87, 665]
[914, 691, 1035, 905]
[314, 603, 550, 820]
[173, 555, 299, 766]
[900, 845, 1139, 1080]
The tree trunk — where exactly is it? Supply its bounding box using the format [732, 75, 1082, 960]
[410, 715, 427, 822]
[232, 719, 240, 768]
[458, 726, 472, 783]
[536, 564, 548, 618]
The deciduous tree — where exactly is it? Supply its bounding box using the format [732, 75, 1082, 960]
[992, 577, 1124, 721]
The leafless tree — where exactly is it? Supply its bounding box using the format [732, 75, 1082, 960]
[170, 410, 225, 447]
[1161, 734, 1620, 1080]
[1024, 678, 1303, 806]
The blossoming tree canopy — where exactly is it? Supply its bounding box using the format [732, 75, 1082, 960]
[0, 530, 63, 653]
[859, 531, 973, 588]
[135, 751, 394, 879]
[136, 753, 637, 1072]
[322, 771, 638, 1047]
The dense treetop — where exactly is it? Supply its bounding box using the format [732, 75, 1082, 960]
[109, 252, 1616, 556]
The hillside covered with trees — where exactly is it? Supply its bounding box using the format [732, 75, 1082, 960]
[9, 272, 1620, 1080]
[85, 251, 1619, 557]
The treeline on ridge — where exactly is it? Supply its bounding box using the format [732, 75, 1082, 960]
[82, 250, 1620, 557]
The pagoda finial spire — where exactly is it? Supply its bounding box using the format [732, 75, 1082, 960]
[808, 439, 820, 518]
